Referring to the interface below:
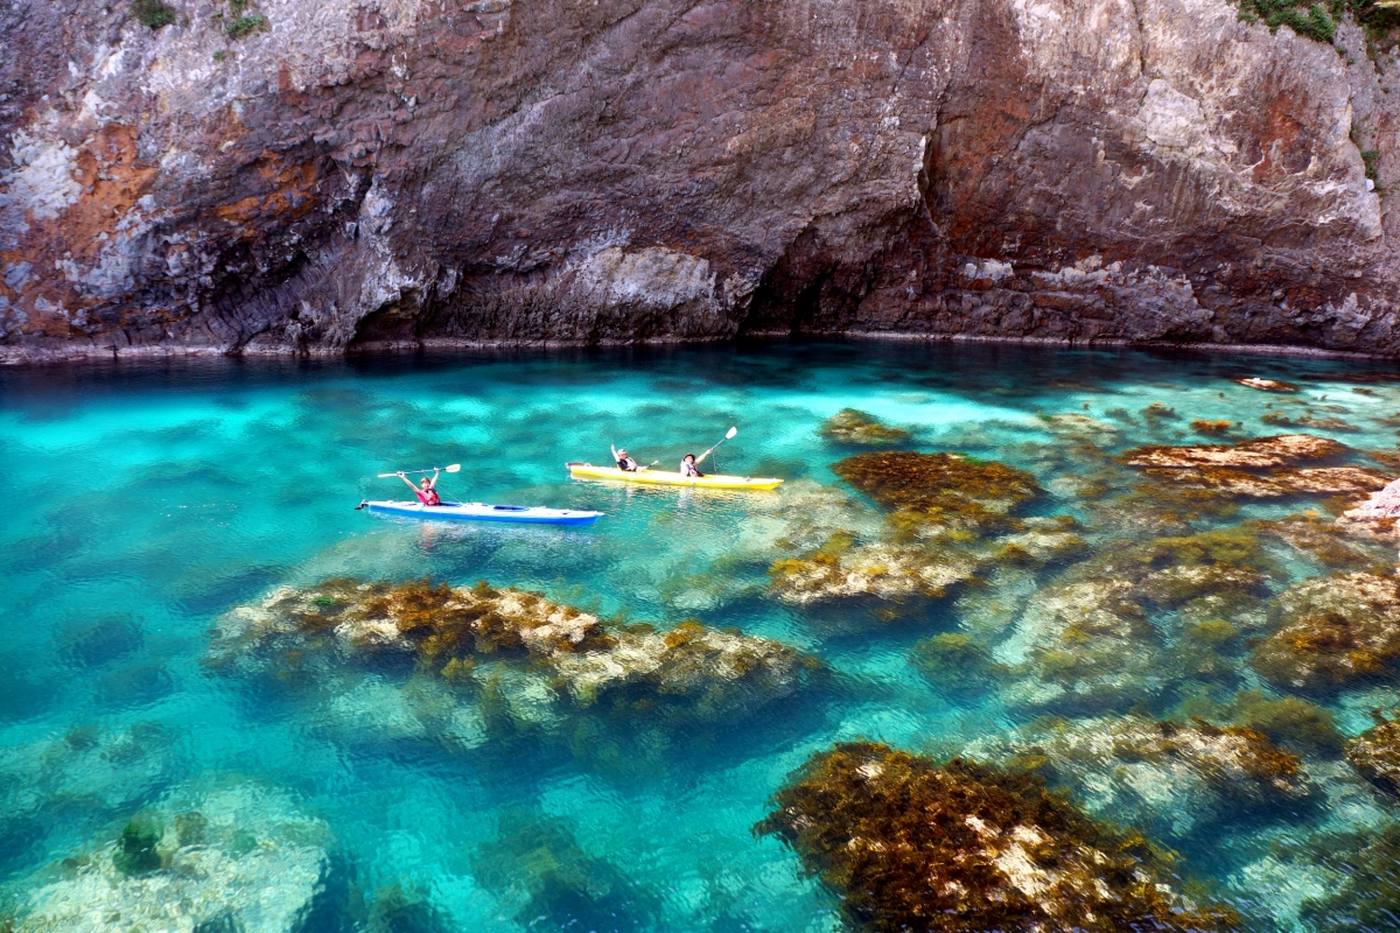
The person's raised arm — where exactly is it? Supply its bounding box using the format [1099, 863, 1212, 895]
[426, 468, 440, 489]
[396, 471, 418, 492]
[610, 443, 620, 463]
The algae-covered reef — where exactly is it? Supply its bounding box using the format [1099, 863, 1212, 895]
[209, 578, 821, 746]
[8, 782, 330, 931]
[757, 742, 1234, 932]
[960, 715, 1314, 843]
[1347, 714, 1400, 797]
[1120, 434, 1388, 498]
[1251, 571, 1400, 691]
[818, 410, 912, 447]
[769, 450, 1082, 614]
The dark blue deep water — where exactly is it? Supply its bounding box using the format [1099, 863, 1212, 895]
[2, 340, 1399, 930]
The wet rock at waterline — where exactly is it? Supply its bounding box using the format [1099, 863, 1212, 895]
[757, 742, 1235, 932]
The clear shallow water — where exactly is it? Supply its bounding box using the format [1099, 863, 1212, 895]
[1, 340, 1399, 930]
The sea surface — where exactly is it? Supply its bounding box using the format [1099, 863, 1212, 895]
[1, 340, 1398, 930]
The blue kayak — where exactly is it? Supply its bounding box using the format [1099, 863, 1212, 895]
[358, 499, 603, 526]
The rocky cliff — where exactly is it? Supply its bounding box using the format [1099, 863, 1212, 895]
[1, 0, 1397, 361]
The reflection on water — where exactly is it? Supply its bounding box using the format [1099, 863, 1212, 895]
[1, 341, 1399, 929]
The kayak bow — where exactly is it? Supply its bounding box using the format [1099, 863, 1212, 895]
[359, 500, 603, 526]
[565, 462, 783, 491]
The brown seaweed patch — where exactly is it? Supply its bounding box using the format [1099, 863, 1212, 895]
[819, 409, 911, 446]
[1191, 419, 1235, 436]
[833, 451, 1041, 531]
[1122, 434, 1347, 470]
[756, 742, 1234, 932]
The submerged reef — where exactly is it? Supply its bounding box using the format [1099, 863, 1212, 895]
[1251, 571, 1400, 691]
[757, 742, 1233, 932]
[1121, 434, 1386, 499]
[10, 782, 330, 932]
[834, 450, 1041, 530]
[910, 633, 1007, 697]
[818, 409, 911, 446]
[1341, 477, 1400, 544]
[770, 452, 1068, 614]
[1346, 715, 1400, 798]
[960, 716, 1314, 844]
[211, 578, 819, 736]
[998, 529, 1274, 713]
[472, 809, 658, 931]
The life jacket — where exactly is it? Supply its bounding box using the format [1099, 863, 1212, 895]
[415, 487, 441, 506]
[618, 457, 636, 471]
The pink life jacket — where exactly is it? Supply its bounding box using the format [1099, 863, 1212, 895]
[415, 487, 441, 506]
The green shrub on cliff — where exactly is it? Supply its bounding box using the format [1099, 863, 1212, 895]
[132, 0, 176, 29]
[1239, 0, 1400, 44]
[1239, 0, 1337, 42]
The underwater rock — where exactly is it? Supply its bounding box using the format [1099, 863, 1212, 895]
[1341, 477, 1400, 540]
[471, 809, 658, 931]
[818, 409, 911, 446]
[1252, 572, 1400, 691]
[1000, 529, 1275, 713]
[1295, 825, 1400, 930]
[990, 516, 1090, 569]
[1236, 377, 1299, 393]
[1000, 578, 1168, 713]
[1191, 419, 1235, 436]
[13, 782, 329, 932]
[730, 479, 885, 563]
[769, 537, 979, 608]
[213, 578, 818, 729]
[1345, 716, 1400, 798]
[0, 721, 176, 822]
[1122, 434, 1346, 470]
[757, 742, 1233, 932]
[1217, 690, 1344, 757]
[833, 451, 1041, 533]
[1167, 466, 1389, 499]
[961, 716, 1314, 844]
[1260, 411, 1357, 432]
[1253, 513, 1393, 571]
[1122, 434, 1384, 499]
[910, 633, 1006, 696]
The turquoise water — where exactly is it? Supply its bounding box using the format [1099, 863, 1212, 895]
[1, 340, 1399, 930]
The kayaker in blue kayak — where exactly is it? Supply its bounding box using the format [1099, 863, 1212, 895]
[611, 444, 641, 472]
[396, 469, 443, 506]
[680, 453, 705, 478]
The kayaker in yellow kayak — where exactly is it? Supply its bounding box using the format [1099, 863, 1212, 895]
[680, 453, 705, 478]
[611, 444, 642, 472]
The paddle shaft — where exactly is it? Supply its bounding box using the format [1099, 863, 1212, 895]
[696, 427, 737, 466]
[377, 464, 460, 478]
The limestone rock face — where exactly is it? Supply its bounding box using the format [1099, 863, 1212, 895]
[2, 0, 1398, 361]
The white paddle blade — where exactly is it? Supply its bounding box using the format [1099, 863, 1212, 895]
[726, 426, 738, 439]
[444, 464, 462, 473]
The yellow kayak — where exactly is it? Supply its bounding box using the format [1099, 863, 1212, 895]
[566, 462, 784, 491]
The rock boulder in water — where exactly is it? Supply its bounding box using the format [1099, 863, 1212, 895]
[757, 742, 1234, 931]
[12, 782, 329, 932]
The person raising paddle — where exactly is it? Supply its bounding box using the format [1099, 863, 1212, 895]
[611, 444, 641, 472]
[397, 469, 443, 506]
[679, 453, 705, 478]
